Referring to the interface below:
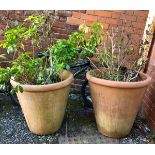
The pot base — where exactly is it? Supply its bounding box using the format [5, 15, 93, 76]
[98, 125, 129, 139]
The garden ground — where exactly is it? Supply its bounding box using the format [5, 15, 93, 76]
[0, 93, 154, 144]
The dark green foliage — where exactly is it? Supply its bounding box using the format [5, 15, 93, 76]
[50, 39, 79, 66]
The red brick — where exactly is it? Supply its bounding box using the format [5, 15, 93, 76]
[15, 10, 24, 15]
[67, 17, 84, 25]
[79, 10, 86, 14]
[124, 21, 132, 27]
[106, 18, 122, 25]
[112, 13, 121, 19]
[130, 35, 142, 45]
[124, 26, 135, 33]
[8, 12, 16, 20]
[58, 10, 72, 17]
[132, 22, 146, 29]
[16, 15, 25, 21]
[125, 10, 134, 15]
[120, 14, 137, 22]
[23, 10, 35, 16]
[85, 20, 93, 26]
[0, 10, 8, 16]
[108, 24, 119, 31]
[72, 12, 81, 19]
[137, 16, 147, 23]
[52, 27, 68, 35]
[95, 11, 112, 18]
[134, 28, 144, 35]
[98, 17, 106, 23]
[103, 24, 109, 30]
[52, 33, 68, 40]
[69, 24, 78, 30]
[82, 14, 97, 21]
[112, 10, 125, 13]
[134, 10, 148, 17]
[86, 10, 95, 15]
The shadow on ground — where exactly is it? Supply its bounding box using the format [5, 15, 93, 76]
[0, 93, 154, 144]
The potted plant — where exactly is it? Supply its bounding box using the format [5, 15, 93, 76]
[85, 27, 151, 138]
[0, 13, 76, 135]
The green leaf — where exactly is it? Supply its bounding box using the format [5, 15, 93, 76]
[65, 65, 70, 70]
[7, 46, 14, 54]
[18, 85, 24, 93]
[0, 54, 6, 59]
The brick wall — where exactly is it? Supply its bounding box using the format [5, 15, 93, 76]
[142, 31, 155, 133]
[140, 12, 155, 133]
[67, 10, 148, 39]
[67, 10, 149, 93]
[0, 10, 149, 93]
[0, 10, 149, 46]
[67, 10, 149, 69]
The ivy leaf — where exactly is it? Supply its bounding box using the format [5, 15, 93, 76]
[18, 85, 24, 93]
[11, 85, 24, 93]
[10, 88, 16, 94]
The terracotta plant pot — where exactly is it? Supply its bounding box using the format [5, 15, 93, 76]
[10, 70, 73, 135]
[86, 70, 151, 138]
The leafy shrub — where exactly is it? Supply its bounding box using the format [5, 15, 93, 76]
[0, 14, 69, 92]
[0, 13, 106, 92]
[68, 22, 105, 58]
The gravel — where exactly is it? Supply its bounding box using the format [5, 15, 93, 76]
[0, 93, 154, 144]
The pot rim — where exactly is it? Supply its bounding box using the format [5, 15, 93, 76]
[86, 69, 151, 88]
[10, 70, 73, 92]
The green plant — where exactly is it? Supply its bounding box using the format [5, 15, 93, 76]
[50, 39, 79, 70]
[68, 22, 105, 58]
[0, 13, 71, 93]
[88, 25, 147, 82]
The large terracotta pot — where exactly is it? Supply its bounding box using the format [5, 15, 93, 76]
[86, 70, 151, 138]
[10, 70, 73, 135]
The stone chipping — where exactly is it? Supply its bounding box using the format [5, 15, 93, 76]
[0, 93, 154, 144]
